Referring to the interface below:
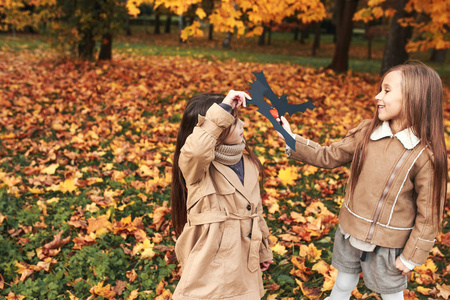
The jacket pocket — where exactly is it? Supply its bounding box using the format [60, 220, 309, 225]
[212, 222, 233, 265]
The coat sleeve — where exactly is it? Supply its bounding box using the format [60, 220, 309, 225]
[257, 199, 273, 263]
[288, 120, 371, 169]
[179, 103, 235, 185]
[401, 156, 442, 265]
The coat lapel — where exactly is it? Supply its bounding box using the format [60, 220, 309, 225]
[211, 155, 258, 203]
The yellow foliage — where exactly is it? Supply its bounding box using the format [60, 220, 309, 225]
[278, 166, 298, 186]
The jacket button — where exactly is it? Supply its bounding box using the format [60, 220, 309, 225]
[247, 233, 252, 238]
[246, 204, 251, 211]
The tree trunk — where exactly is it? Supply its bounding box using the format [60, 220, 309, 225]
[430, 48, 447, 63]
[154, 12, 161, 34]
[300, 26, 309, 44]
[258, 26, 267, 46]
[208, 24, 214, 40]
[293, 27, 299, 40]
[268, 27, 272, 45]
[312, 21, 321, 56]
[98, 32, 112, 60]
[179, 14, 186, 44]
[222, 31, 232, 49]
[125, 14, 132, 36]
[380, 0, 413, 74]
[165, 13, 172, 33]
[328, 0, 359, 73]
[78, 29, 95, 60]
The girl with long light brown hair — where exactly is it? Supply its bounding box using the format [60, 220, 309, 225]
[277, 62, 447, 300]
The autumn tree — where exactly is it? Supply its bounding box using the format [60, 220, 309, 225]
[127, 0, 326, 49]
[328, 0, 359, 73]
[354, 0, 450, 73]
[0, 0, 128, 60]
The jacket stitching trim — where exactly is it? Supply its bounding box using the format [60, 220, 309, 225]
[386, 147, 427, 226]
[345, 204, 414, 230]
[375, 222, 413, 230]
[344, 204, 373, 223]
[418, 237, 436, 243]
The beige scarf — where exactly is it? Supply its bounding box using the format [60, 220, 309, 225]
[214, 142, 245, 165]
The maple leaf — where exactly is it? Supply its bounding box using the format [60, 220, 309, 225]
[437, 284, 450, 300]
[86, 213, 111, 236]
[270, 243, 288, 256]
[299, 243, 322, 262]
[6, 292, 25, 300]
[90, 281, 116, 299]
[15, 261, 34, 282]
[296, 279, 322, 300]
[112, 280, 128, 296]
[126, 269, 138, 283]
[41, 163, 59, 175]
[278, 166, 299, 186]
[125, 289, 139, 300]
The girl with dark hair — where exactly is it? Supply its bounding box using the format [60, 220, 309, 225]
[276, 62, 447, 300]
[171, 90, 273, 300]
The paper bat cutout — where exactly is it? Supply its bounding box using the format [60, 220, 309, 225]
[248, 71, 315, 150]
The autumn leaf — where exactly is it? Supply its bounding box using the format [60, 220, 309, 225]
[89, 281, 116, 299]
[278, 166, 299, 186]
[41, 163, 59, 175]
[125, 289, 139, 300]
[270, 243, 288, 256]
[43, 230, 71, 250]
[437, 284, 450, 300]
[86, 213, 111, 237]
[6, 292, 25, 300]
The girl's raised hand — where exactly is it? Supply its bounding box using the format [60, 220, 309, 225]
[222, 90, 251, 109]
[276, 116, 294, 140]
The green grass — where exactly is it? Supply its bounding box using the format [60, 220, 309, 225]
[1, 29, 449, 81]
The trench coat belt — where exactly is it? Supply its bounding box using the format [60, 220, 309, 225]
[188, 208, 262, 273]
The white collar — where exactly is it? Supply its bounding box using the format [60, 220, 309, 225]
[370, 121, 420, 150]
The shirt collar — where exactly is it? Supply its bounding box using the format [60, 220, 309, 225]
[370, 121, 420, 150]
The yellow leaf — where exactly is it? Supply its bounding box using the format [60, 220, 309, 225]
[416, 286, 432, 295]
[278, 166, 298, 186]
[270, 243, 288, 256]
[414, 259, 437, 273]
[140, 239, 156, 259]
[41, 163, 59, 175]
[196, 7, 206, 19]
[60, 178, 77, 193]
[125, 289, 139, 300]
[300, 243, 322, 261]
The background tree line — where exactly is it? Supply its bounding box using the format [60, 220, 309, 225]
[0, 0, 448, 74]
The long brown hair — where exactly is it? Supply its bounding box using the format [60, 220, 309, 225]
[171, 93, 263, 235]
[348, 62, 448, 225]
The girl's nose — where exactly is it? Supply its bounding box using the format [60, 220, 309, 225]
[375, 91, 382, 100]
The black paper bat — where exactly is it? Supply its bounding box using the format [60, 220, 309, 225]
[248, 71, 315, 150]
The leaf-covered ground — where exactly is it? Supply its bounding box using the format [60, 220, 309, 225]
[0, 46, 449, 300]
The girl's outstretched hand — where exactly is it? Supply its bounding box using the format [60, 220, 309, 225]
[260, 260, 273, 272]
[276, 116, 294, 140]
[223, 90, 251, 109]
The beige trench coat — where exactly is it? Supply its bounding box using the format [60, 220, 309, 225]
[173, 104, 273, 300]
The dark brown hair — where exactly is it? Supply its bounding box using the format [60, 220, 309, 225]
[348, 62, 447, 225]
[171, 93, 263, 235]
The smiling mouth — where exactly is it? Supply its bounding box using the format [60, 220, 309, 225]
[378, 105, 385, 110]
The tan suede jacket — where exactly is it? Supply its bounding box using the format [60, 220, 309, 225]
[173, 103, 273, 300]
[288, 120, 442, 265]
